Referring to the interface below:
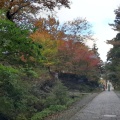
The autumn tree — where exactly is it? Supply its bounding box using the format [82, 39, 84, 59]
[30, 16, 101, 81]
[0, 0, 70, 23]
[61, 18, 93, 42]
[32, 17, 91, 43]
[57, 40, 75, 72]
[30, 30, 58, 68]
[30, 17, 62, 71]
[57, 40, 101, 80]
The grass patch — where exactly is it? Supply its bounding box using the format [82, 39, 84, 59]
[31, 105, 67, 120]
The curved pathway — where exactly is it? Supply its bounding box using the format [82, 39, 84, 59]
[70, 91, 120, 120]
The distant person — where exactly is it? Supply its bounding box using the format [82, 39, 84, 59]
[108, 84, 111, 91]
[103, 84, 106, 91]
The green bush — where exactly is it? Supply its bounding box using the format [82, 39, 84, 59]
[49, 105, 66, 112]
[27, 69, 38, 78]
[31, 109, 51, 120]
[31, 80, 70, 120]
[21, 66, 38, 78]
[66, 99, 75, 107]
[0, 65, 37, 119]
[78, 84, 94, 92]
[0, 65, 20, 99]
[0, 97, 14, 117]
[0, 65, 19, 118]
[31, 105, 66, 120]
[16, 114, 27, 120]
[45, 80, 70, 107]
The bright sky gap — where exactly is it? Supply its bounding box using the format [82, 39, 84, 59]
[56, 0, 120, 62]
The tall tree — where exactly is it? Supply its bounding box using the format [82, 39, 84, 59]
[30, 17, 64, 69]
[33, 16, 65, 40]
[57, 40, 101, 80]
[109, 6, 120, 31]
[0, 0, 70, 22]
[61, 18, 93, 42]
[107, 6, 120, 88]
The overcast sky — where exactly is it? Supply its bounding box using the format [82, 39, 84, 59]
[56, 0, 120, 62]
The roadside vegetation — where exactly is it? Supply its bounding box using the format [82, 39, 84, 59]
[0, 1, 103, 120]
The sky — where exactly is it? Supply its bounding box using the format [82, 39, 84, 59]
[56, 0, 120, 62]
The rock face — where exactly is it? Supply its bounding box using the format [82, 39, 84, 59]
[59, 72, 99, 90]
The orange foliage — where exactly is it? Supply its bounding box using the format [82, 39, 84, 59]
[57, 40, 101, 75]
[20, 55, 27, 62]
[30, 16, 101, 79]
[30, 31, 53, 43]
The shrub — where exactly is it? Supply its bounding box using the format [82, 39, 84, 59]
[0, 65, 21, 118]
[31, 109, 51, 120]
[16, 114, 27, 120]
[21, 66, 38, 78]
[48, 105, 66, 112]
[0, 65, 37, 119]
[45, 80, 70, 107]
[31, 105, 66, 120]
